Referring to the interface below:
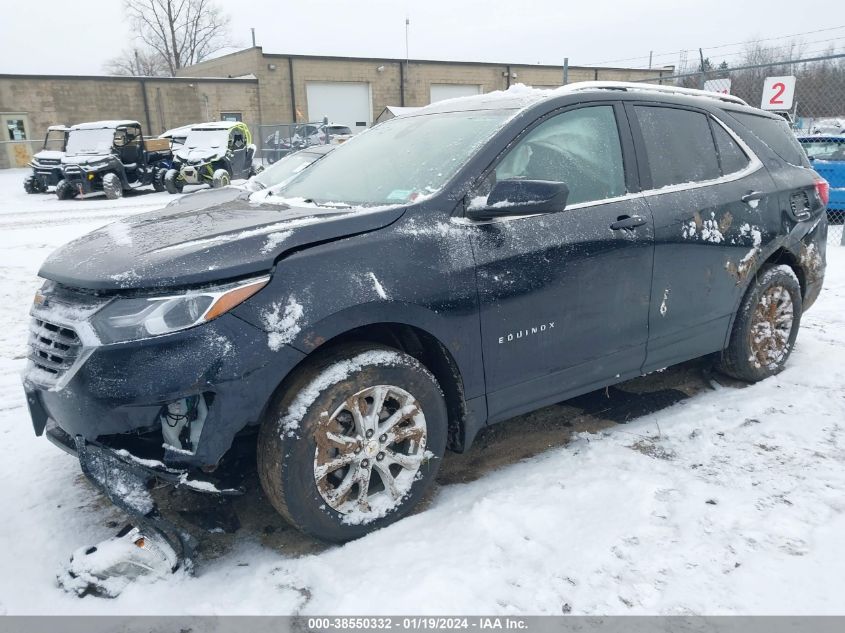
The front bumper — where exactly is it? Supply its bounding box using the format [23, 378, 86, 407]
[179, 164, 211, 184]
[23, 310, 306, 469]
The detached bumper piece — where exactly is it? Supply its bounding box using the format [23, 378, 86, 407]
[59, 435, 197, 596]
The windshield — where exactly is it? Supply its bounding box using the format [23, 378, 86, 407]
[44, 130, 66, 151]
[277, 109, 514, 206]
[799, 139, 845, 161]
[65, 128, 115, 156]
[251, 151, 324, 190]
[185, 129, 230, 150]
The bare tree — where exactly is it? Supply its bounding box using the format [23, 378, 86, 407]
[105, 47, 168, 76]
[113, 0, 232, 77]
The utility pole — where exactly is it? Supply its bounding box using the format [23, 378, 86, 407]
[405, 17, 410, 105]
[648, 50, 653, 69]
[562, 58, 569, 85]
[251, 28, 256, 47]
[698, 48, 706, 88]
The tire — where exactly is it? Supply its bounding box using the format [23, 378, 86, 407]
[152, 168, 167, 192]
[24, 175, 41, 194]
[257, 344, 447, 542]
[55, 179, 75, 200]
[211, 168, 230, 188]
[102, 173, 123, 200]
[164, 169, 183, 194]
[718, 264, 802, 383]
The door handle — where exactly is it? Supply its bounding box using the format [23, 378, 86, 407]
[610, 215, 647, 231]
[741, 190, 765, 204]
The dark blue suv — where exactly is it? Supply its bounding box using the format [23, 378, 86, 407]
[24, 83, 828, 553]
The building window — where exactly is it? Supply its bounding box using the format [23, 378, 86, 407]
[220, 112, 243, 122]
[6, 119, 27, 141]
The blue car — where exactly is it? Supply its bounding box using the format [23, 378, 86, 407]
[798, 135, 845, 222]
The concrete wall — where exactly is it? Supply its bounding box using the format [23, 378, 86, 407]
[0, 74, 259, 168]
[182, 47, 674, 126]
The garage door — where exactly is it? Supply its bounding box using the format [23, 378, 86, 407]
[429, 84, 482, 103]
[306, 82, 371, 133]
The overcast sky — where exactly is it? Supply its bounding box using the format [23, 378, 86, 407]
[1, 0, 840, 76]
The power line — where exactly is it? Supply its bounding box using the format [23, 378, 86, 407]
[582, 24, 845, 66]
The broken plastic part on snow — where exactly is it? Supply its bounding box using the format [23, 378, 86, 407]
[57, 526, 178, 598]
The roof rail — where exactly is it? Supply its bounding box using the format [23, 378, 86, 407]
[561, 81, 748, 106]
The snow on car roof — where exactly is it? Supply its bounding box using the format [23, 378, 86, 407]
[159, 124, 196, 139]
[47, 125, 70, 132]
[189, 121, 244, 131]
[415, 81, 752, 117]
[70, 120, 141, 130]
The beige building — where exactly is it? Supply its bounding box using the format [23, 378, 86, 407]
[181, 47, 673, 134]
[0, 47, 671, 168]
[0, 74, 258, 168]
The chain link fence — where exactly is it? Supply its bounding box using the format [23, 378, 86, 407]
[255, 121, 339, 166]
[636, 53, 845, 245]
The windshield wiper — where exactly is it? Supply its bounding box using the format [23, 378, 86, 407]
[304, 199, 352, 209]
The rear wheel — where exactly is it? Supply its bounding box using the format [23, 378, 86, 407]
[164, 169, 183, 194]
[211, 168, 230, 188]
[55, 179, 75, 200]
[152, 168, 167, 192]
[718, 264, 802, 382]
[257, 344, 447, 542]
[102, 173, 123, 200]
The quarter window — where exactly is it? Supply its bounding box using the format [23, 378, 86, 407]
[494, 105, 626, 206]
[635, 106, 720, 188]
[710, 119, 750, 175]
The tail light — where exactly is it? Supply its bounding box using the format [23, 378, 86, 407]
[815, 177, 830, 206]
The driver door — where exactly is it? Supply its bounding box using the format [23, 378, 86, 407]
[470, 103, 655, 423]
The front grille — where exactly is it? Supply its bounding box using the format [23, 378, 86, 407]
[28, 317, 82, 380]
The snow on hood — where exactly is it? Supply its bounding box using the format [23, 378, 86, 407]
[175, 147, 224, 163]
[38, 188, 407, 291]
[32, 150, 64, 162]
[61, 154, 113, 166]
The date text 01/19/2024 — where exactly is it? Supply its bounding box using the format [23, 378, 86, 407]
[306, 617, 528, 629]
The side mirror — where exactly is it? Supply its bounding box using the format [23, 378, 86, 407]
[467, 179, 569, 221]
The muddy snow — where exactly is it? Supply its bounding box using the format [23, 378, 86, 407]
[0, 168, 843, 615]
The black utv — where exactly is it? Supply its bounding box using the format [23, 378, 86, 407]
[57, 121, 172, 200]
[164, 121, 259, 193]
[24, 125, 69, 194]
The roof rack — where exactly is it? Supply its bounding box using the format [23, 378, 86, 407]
[561, 81, 748, 106]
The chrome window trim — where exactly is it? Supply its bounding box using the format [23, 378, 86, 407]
[458, 112, 762, 227]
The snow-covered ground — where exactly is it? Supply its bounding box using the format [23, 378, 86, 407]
[0, 167, 843, 615]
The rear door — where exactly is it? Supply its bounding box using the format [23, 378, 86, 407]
[628, 103, 781, 372]
[470, 103, 655, 423]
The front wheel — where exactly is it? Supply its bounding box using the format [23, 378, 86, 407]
[211, 168, 230, 188]
[163, 169, 183, 194]
[102, 172, 123, 200]
[24, 175, 43, 194]
[55, 179, 75, 200]
[718, 264, 802, 382]
[257, 345, 447, 542]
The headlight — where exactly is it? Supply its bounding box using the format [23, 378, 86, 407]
[90, 276, 269, 343]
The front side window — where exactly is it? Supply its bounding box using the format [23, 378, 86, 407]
[493, 105, 626, 205]
[636, 106, 721, 188]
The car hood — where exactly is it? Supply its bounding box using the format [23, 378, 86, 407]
[175, 147, 224, 163]
[39, 189, 407, 291]
[33, 150, 64, 162]
[61, 154, 114, 166]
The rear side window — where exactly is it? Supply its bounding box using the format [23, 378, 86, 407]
[635, 106, 720, 188]
[710, 120, 750, 175]
[730, 112, 809, 167]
